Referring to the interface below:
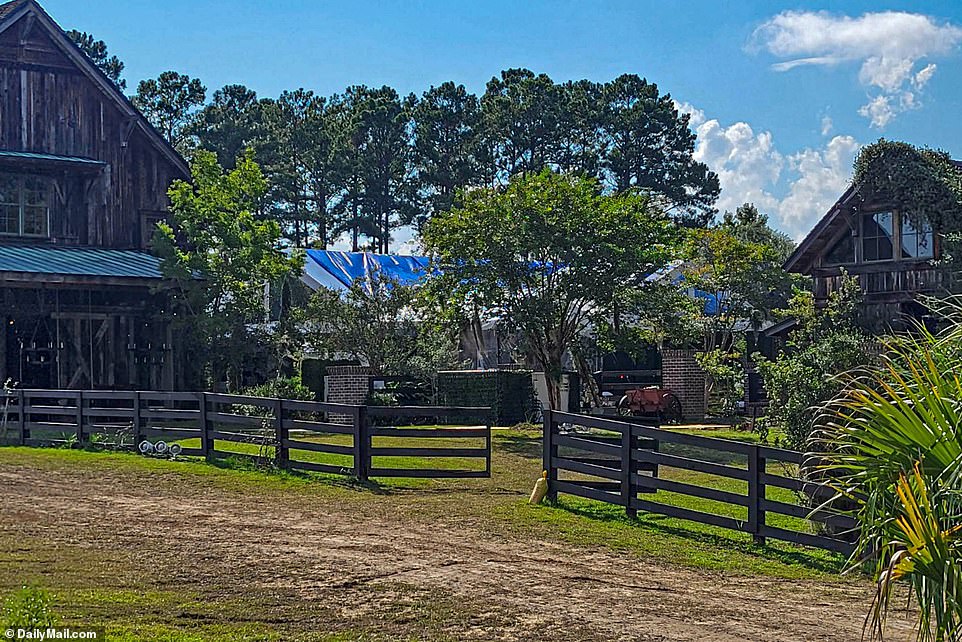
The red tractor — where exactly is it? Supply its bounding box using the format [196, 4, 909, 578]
[617, 386, 684, 423]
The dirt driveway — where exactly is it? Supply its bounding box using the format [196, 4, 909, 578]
[0, 454, 914, 641]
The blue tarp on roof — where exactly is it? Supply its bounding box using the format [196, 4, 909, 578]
[0, 245, 165, 279]
[302, 250, 429, 292]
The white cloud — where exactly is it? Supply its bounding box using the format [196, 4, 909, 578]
[820, 115, 833, 136]
[752, 11, 962, 127]
[677, 102, 861, 240]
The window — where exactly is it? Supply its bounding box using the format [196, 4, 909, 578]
[0, 173, 51, 237]
[862, 211, 894, 262]
[825, 233, 855, 265]
[900, 215, 934, 259]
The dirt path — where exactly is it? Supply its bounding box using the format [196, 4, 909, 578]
[0, 460, 914, 641]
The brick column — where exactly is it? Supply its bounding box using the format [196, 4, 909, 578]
[324, 365, 373, 424]
[661, 349, 706, 420]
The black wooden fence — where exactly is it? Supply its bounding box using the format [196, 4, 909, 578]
[543, 410, 856, 555]
[0, 389, 492, 481]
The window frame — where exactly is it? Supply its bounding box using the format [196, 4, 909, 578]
[0, 173, 51, 239]
[858, 209, 935, 264]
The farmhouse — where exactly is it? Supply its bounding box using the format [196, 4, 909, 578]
[0, 0, 189, 389]
[783, 178, 950, 331]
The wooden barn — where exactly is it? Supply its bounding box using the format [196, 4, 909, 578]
[783, 178, 951, 332]
[0, 0, 189, 389]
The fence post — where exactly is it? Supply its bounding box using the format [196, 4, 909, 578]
[17, 388, 25, 445]
[542, 409, 557, 503]
[131, 391, 142, 451]
[274, 397, 288, 469]
[198, 392, 211, 460]
[622, 421, 637, 518]
[353, 405, 369, 481]
[484, 409, 493, 478]
[75, 391, 84, 446]
[748, 444, 766, 546]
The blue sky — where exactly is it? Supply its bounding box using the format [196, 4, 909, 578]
[39, 0, 962, 242]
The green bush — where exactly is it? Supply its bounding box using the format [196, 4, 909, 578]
[436, 370, 536, 425]
[754, 276, 869, 450]
[3, 586, 56, 629]
[244, 375, 314, 401]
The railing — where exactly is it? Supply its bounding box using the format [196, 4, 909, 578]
[0, 389, 492, 481]
[544, 410, 855, 555]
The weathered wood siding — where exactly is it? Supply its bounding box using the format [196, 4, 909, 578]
[0, 15, 184, 249]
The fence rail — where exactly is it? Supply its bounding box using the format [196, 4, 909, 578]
[0, 389, 492, 481]
[544, 410, 855, 555]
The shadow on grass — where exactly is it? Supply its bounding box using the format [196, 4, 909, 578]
[495, 434, 543, 460]
[549, 497, 847, 575]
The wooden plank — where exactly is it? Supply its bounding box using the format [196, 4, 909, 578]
[632, 449, 750, 481]
[24, 405, 79, 416]
[758, 525, 854, 555]
[208, 411, 268, 429]
[282, 418, 354, 434]
[138, 392, 199, 402]
[283, 439, 354, 456]
[81, 408, 134, 419]
[552, 456, 623, 481]
[629, 498, 747, 532]
[282, 399, 356, 414]
[140, 409, 199, 420]
[208, 430, 273, 443]
[369, 427, 489, 438]
[288, 459, 354, 475]
[81, 391, 137, 400]
[367, 468, 489, 478]
[758, 445, 802, 464]
[370, 447, 488, 458]
[760, 499, 858, 529]
[205, 392, 275, 406]
[632, 474, 749, 506]
[554, 479, 625, 505]
[549, 411, 632, 433]
[366, 405, 491, 418]
[554, 433, 622, 458]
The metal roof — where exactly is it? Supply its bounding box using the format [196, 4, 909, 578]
[0, 150, 105, 166]
[0, 244, 165, 280]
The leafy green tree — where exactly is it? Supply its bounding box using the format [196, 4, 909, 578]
[683, 226, 794, 350]
[423, 169, 676, 409]
[334, 85, 417, 252]
[480, 68, 566, 179]
[754, 276, 868, 448]
[154, 150, 302, 390]
[192, 84, 263, 169]
[66, 30, 125, 89]
[411, 82, 483, 226]
[600, 74, 719, 226]
[259, 89, 323, 247]
[133, 71, 207, 153]
[300, 273, 460, 380]
[719, 203, 795, 264]
[556, 79, 605, 177]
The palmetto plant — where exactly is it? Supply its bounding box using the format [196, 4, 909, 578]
[817, 301, 962, 641]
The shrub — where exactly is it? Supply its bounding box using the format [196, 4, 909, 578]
[753, 275, 868, 449]
[3, 586, 56, 629]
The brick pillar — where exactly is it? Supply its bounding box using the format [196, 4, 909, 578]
[661, 349, 706, 420]
[324, 365, 373, 424]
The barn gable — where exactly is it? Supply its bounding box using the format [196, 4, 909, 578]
[784, 175, 948, 331]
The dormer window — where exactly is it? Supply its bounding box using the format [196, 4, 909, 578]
[0, 173, 51, 238]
